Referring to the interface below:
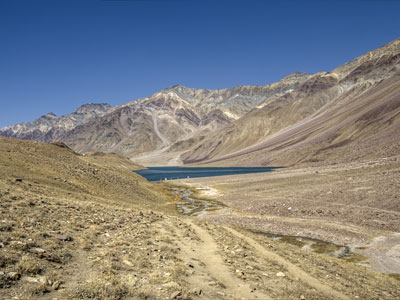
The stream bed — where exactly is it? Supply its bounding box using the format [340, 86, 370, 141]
[170, 184, 366, 261]
[169, 185, 224, 216]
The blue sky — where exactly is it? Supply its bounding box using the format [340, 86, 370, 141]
[0, 0, 399, 127]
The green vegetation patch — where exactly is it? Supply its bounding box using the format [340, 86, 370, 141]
[279, 237, 307, 248]
[310, 241, 342, 254]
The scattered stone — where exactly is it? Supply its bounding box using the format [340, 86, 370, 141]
[50, 233, 71, 241]
[171, 246, 181, 252]
[300, 295, 306, 300]
[122, 259, 133, 267]
[170, 291, 182, 299]
[7, 272, 20, 280]
[22, 276, 39, 283]
[52, 280, 61, 290]
[185, 262, 195, 268]
[191, 288, 202, 295]
[38, 276, 48, 285]
[235, 269, 245, 277]
[276, 272, 286, 277]
[31, 247, 46, 254]
[15, 178, 23, 182]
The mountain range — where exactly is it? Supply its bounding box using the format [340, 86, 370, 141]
[1, 38, 399, 166]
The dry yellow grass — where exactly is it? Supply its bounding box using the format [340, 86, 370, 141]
[1, 137, 400, 300]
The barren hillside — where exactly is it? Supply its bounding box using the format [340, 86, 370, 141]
[182, 39, 400, 166]
[1, 137, 399, 299]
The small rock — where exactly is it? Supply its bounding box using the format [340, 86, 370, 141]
[122, 259, 133, 267]
[300, 296, 306, 300]
[50, 233, 71, 241]
[191, 288, 202, 295]
[7, 272, 20, 280]
[38, 276, 48, 285]
[52, 281, 61, 290]
[235, 269, 244, 276]
[170, 291, 182, 299]
[31, 247, 46, 254]
[22, 276, 39, 283]
[276, 272, 285, 277]
[185, 262, 195, 268]
[15, 178, 23, 182]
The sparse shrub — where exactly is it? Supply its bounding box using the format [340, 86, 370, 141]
[30, 282, 50, 295]
[16, 256, 43, 275]
[71, 273, 131, 300]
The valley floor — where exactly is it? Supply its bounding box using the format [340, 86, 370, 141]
[2, 185, 400, 300]
[173, 156, 400, 274]
[1, 138, 400, 299]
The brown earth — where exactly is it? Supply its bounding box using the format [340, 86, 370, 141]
[173, 156, 400, 274]
[1, 137, 400, 300]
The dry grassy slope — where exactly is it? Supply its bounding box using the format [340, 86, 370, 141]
[1, 137, 400, 300]
[0, 137, 172, 210]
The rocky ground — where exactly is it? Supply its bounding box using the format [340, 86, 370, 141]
[1, 137, 400, 299]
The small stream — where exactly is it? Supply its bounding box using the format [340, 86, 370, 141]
[169, 186, 224, 216]
[170, 185, 364, 261]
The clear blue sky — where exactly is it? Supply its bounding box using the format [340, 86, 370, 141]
[1, 0, 399, 127]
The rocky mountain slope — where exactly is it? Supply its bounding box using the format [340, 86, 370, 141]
[1, 38, 399, 167]
[59, 73, 311, 162]
[0, 103, 112, 143]
[0, 74, 310, 164]
[182, 38, 400, 166]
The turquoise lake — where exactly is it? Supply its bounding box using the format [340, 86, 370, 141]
[135, 166, 281, 181]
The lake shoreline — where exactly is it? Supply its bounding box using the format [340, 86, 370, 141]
[135, 166, 282, 181]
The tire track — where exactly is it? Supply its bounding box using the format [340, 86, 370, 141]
[224, 227, 350, 300]
[175, 219, 270, 300]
